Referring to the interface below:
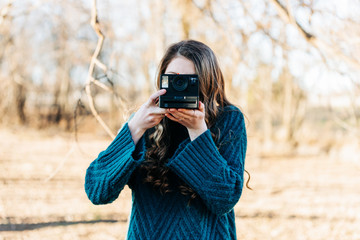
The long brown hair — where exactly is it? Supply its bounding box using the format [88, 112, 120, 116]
[140, 40, 250, 201]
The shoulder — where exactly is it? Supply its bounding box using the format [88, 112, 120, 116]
[216, 105, 245, 127]
[211, 105, 246, 140]
[211, 105, 247, 151]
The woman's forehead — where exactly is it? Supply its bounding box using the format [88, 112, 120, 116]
[165, 56, 196, 75]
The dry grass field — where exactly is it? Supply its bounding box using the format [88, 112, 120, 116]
[0, 127, 359, 240]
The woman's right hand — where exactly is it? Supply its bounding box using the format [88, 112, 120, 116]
[128, 89, 167, 144]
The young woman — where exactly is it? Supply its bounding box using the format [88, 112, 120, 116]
[85, 40, 248, 239]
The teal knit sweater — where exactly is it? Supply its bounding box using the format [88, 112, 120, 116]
[85, 105, 247, 239]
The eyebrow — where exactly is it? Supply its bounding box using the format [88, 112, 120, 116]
[166, 71, 179, 74]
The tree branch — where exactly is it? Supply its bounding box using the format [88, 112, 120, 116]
[269, 0, 360, 70]
[85, 0, 115, 139]
[91, 77, 113, 93]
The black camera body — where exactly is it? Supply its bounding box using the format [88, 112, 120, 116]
[159, 74, 199, 109]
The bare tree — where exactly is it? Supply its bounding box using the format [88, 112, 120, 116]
[1, 0, 359, 156]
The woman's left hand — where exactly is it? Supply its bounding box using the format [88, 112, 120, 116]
[165, 101, 208, 141]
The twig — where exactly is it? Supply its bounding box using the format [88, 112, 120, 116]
[94, 58, 108, 72]
[91, 77, 113, 93]
[44, 142, 76, 182]
[269, 0, 360, 70]
[85, 0, 115, 139]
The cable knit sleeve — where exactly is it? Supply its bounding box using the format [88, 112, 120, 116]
[85, 123, 146, 205]
[166, 107, 247, 216]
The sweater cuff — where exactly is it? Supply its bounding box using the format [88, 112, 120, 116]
[101, 123, 146, 164]
[166, 130, 227, 190]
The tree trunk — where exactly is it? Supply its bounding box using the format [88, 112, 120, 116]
[53, 21, 71, 128]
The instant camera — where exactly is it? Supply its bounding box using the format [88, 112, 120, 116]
[159, 74, 199, 109]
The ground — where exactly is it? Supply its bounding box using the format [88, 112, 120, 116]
[0, 127, 359, 240]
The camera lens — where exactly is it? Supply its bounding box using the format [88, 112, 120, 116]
[172, 75, 188, 91]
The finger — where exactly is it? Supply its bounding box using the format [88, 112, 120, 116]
[151, 113, 165, 119]
[148, 114, 165, 124]
[165, 113, 180, 122]
[154, 116, 165, 125]
[151, 107, 167, 115]
[148, 89, 166, 105]
[178, 108, 196, 118]
[199, 101, 205, 113]
[169, 109, 189, 120]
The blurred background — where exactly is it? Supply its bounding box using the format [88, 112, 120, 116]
[0, 0, 359, 239]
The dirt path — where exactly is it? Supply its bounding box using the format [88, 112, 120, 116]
[0, 128, 359, 239]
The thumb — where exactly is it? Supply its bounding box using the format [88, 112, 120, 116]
[199, 101, 205, 113]
[147, 89, 166, 106]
